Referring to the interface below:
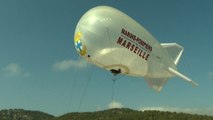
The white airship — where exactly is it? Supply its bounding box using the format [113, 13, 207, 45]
[74, 6, 198, 92]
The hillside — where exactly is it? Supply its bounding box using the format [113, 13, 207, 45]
[1, 108, 213, 120]
[55, 108, 213, 120]
[0, 109, 54, 120]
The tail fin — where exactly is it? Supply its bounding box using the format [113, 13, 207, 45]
[168, 67, 199, 87]
[145, 68, 198, 92]
[161, 43, 183, 65]
[144, 77, 169, 92]
[161, 43, 198, 87]
[144, 43, 198, 92]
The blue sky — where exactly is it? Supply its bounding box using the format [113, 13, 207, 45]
[0, 0, 213, 116]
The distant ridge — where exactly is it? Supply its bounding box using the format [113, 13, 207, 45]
[56, 108, 213, 120]
[0, 109, 54, 120]
[1, 108, 213, 120]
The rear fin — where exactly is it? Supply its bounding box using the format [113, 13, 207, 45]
[168, 67, 199, 87]
[144, 77, 169, 92]
[161, 43, 183, 65]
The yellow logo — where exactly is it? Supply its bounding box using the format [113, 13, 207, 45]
[74, 32, 86, 56]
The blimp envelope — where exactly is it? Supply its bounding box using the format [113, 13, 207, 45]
[74, 7, 149, 76]
[74, 6, 198, 92]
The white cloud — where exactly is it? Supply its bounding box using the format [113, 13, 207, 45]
[2, 63, 30, 77]
[108, 101, 123, 109]
[53, 59, 87, 71]
[208, 72, 213, 79]
[139, 106, 213, 116]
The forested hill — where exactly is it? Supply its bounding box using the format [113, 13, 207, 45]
[1, 108, 213, 120]
[0, 109, 54, 120]
[54, 108, 213, 120]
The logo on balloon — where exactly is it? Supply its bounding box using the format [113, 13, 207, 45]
[74, 32, 86, 56]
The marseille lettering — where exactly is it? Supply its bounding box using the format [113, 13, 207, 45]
[116, 28, 152, 61]
[121, 28, 152, 52]
[117, 36, 149, 61]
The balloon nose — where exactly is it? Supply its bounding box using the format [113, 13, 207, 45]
[74, 16, 110, 57]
